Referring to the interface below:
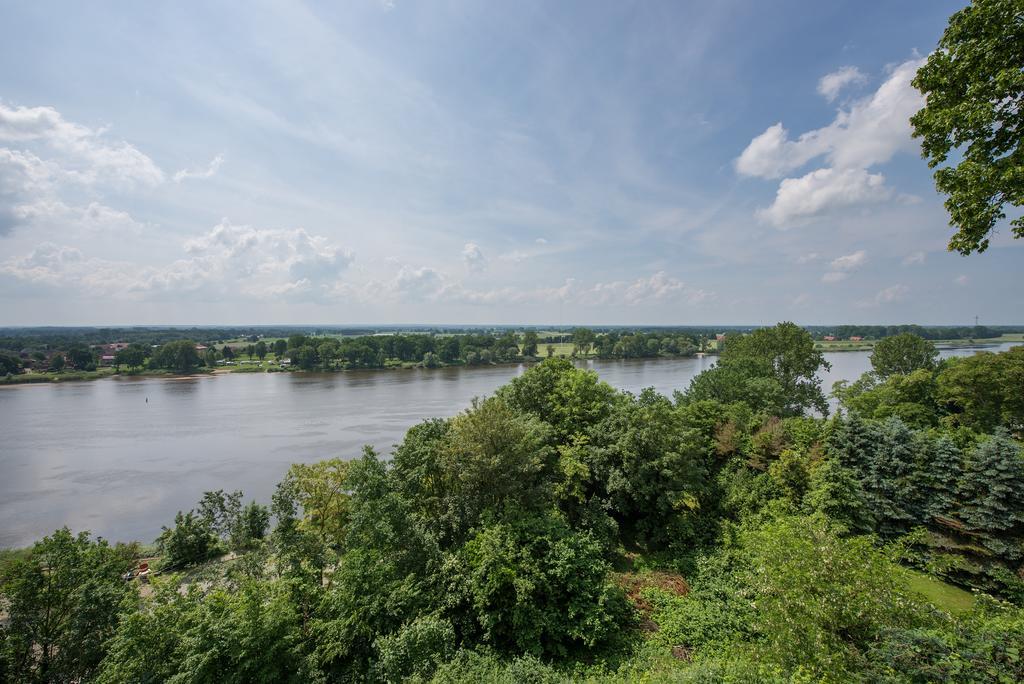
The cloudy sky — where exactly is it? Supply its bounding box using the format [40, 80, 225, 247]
[0, 0, 1019, 326]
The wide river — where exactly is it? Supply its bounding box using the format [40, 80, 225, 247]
[1, 342, 1017, 548]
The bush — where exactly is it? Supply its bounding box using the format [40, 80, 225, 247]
[374, 616, 457, 682]
[157, 511, 217, 567]
[446, 511, 630, 659]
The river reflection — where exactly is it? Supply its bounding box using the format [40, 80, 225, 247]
[0, 342, 1016, 547]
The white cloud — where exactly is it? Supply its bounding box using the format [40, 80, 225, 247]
[737, 59, 923, 180]
[364, 267, 713, 308]
[535, 237, 548, 245]
[394, 265, 444, 297]
[736, 123, 820, 179]
[817, 66, 867, 103]
[822, 249, 867, 283]
[858, 283, 909, 307]
[829, 249, 867, 271]
[173, 153, 224, 183]
[902, 251, 926, 265]
[461, 241, 486, 271]
[499, 249, 530, 263]
[795, 252, 819, 264]
[738, 58, 924, 227]
[954, 274, 969, 286]
[0, 102, 164, 236]
[0, 102, 164, 187]
[1, 219, 354, 300]
[758, 167, 889, 227]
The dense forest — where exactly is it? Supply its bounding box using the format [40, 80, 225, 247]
[2, 323, 1022, 682]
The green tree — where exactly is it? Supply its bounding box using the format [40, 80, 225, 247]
[834, 367, 940, 428]
[571, 327, 595, 356]
[956, 431, 1024, 547]
[114, 343, 147, 371]
[734, 515, 932, 677]
[870, 333, 939, 377]
[157, 511, 217, 567]
[98, 580, 305, 684]
[65, 343, 95, 370]
[521, 330, 539, 357]
[440, 398, 552, 539]
[273, 339, 287, 359]
[0, 350, 22, 375]
[447, 512, 628, 658]
[0, 529, 136, 683]
[805, 458, 875, 534]
[318, 340, 339, 369]
[936, 351, 1005, 431]
[685, 357, 786, 416]
[197, 489, 266, 551]
[151, 340, 202, 373]
[717, 322, 831, 416]
[278, 458, 352, 551]
[48, 353, 65, 372]
[255, 340, 268, 360]
[911, 0, 1024, 254]
[293, 345, 318, 370]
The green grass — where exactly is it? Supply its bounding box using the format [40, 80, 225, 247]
[814, 333, 1023, 352]
[536, 342, 576, 358]
[905, 569, 975, 614]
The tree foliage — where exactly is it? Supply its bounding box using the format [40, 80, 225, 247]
[871, 333, 939, 378]
[911, 0, 1024, 254]
[7, 326, 1024, 682]
[0, 529, 136, 684]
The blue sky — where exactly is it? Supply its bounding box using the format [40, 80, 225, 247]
[0, 0, 1018, 326]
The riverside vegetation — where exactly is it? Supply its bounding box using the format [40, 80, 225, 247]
[1, 323, 1022, 683]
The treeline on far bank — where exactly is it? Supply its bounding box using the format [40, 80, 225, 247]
[0, 329, 705, 378]
[2, 323, 1022, 683]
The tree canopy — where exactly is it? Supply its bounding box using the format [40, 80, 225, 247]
[911, 0, 1024, 254]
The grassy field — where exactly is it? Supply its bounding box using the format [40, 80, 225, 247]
[535, 341, 576, 358]
[814, 333, 1023, 352]
[1, 367, 120, 385]
[905, 569, 976, 614]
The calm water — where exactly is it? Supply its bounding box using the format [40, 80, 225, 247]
[1, 343, 1017, 547]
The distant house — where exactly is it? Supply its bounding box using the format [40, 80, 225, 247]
[195, 344, 209, 352]
[849, 336, 863, 342]
[93, 342, 131, 365]
[715, 334, 726, 342]
[823, 335, 836, 341]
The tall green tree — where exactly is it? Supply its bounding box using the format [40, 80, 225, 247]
[0, 529, 136, 683]
[956, 431, 1024, 552]
[273, 339, 287, 359]
[711, 322, 831, 416]
[571, 327, 595, 356]
[870, 333, 939, 377]
[151, 340, 202, 373]
[911, 0, 1024, 254]
[521, 330, 539, 357]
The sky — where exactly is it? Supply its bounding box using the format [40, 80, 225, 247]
[0, 0, 1019, 326]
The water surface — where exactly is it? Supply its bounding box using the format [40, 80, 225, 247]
[1, 342, 1015, 547]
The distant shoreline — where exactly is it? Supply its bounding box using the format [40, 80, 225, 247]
[4, 336, 1021, 387]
